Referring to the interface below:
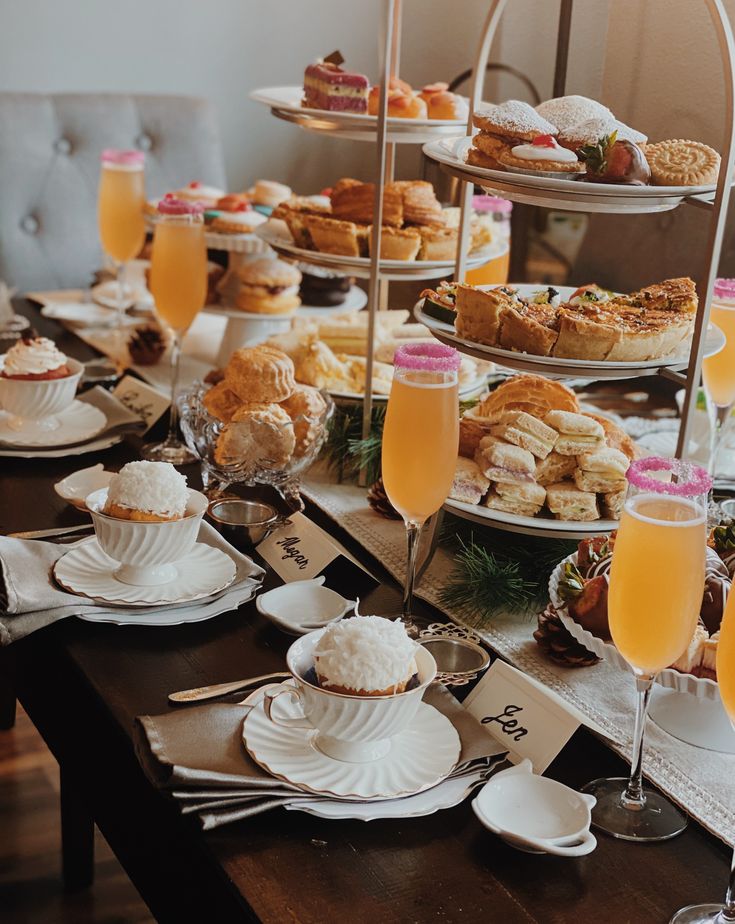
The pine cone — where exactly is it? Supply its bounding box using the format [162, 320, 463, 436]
[367, 477, 401, 519]
[128, 326, 166, 366]
[533, 603, 600, 668]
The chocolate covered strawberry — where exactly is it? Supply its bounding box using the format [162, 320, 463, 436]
[578, 131, 651, 185]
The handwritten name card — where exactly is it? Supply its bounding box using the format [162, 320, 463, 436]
[112, 375, 170, 433]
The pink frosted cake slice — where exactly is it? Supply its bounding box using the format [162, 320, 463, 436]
[303, 62, 369, 113]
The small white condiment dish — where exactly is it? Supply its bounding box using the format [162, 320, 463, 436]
[263, 628, 436, 763]
[256, 579, 355, 635]
[55, 464, 114, 511]
[0, 357, 83, 430]
[472, 759, 597, 857]
[85, 487, 208, 586]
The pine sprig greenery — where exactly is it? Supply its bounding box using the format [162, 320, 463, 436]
[323, 403, 386, 484]
[438, 515, 577, 620]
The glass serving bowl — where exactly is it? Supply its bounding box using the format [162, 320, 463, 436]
[178, 382, 334, 509]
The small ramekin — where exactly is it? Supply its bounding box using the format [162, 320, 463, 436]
[85, 487, 208, 586]
[0, 357, 83, 429]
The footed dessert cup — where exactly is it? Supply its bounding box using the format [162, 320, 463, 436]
[264, 629, 437, 763]
[85, 487, 208, 586]
[0, 357, 83, 431]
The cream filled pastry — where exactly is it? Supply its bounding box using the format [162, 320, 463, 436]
[104, 461, 189, 522]
[1, 335, 71, 380]
[313, 615, 419, 696]
[498, 135, 585, 175]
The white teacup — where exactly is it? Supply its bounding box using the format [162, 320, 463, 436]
[85, 487, 208, 586]
[0, 357, 83, 430]
[263, 628, 437, 763]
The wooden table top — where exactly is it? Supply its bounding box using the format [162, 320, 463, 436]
[2, 302, 729, 924]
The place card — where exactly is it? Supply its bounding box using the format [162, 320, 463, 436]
[463, 660, 605, 773]
[112, 375, 170, 433]
[257, 512, 378, 598]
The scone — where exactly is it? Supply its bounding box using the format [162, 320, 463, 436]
[279, 384, 327, 457]
[235, 257, 302, 315]
[305, 215, 366, 257]
[475, 435, 535, 483]
[449, 457, 491, 504]
[545, 482, 599, 521]
[224, 345, 296, 404]
[543, 411, 605, 455]
[490, 411, 558, 460]
[484, 481, 546, 517]
[392, 180, 443, 225]
[368, 225, 421, 261]
[330, 179, 403, 227]
[214, 403, 295, 468]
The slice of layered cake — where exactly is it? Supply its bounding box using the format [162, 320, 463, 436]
[303, 61, 370, 113]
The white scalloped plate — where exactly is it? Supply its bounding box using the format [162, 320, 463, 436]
[0, 401, 107, 448]
[54, 539, 237, 607]
[243, 700, 460, 801]
[548, 552, 719, 700]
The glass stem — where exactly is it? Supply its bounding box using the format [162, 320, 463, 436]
[402, 521, 422, 633]
[621, 673, 654, 810]
[710, 403, 732, 477]
[167, 332, 182, 443]
[116, 260, 127, 370]
[721, 846, 735, 923]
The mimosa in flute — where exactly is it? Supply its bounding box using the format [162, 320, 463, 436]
[670, 592, 735, 923]
[582, 457, 711, 843]
[142, 195, 207, 465]
[381, 343, 460, 631]
[97, 149, 146, 377]
[702, 278, 735, 476]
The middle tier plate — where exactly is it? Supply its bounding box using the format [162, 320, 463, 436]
[444, 497, 618, 540]
[416, 284, 725, 381]
[255, 224, 507, 280]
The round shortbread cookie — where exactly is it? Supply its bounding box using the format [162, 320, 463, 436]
[645, 139, 720, 187]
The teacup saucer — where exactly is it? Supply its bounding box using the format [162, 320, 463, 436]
[54, 538, 236, 606]
[242, 699, 460, 801]
[0, 401, 106, 447]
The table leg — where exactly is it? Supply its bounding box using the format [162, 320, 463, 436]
[0, 647, 17, 730]
[60, 765, 95, 891]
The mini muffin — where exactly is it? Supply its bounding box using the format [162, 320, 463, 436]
[1, 335, 71, 380]
[224, 344, 296, 404]
[235, 257, 302, 315]
[313, 615, 419, 696]
[103, 461, 188, 522]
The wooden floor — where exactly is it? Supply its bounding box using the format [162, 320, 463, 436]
[0, 705, 153, 924]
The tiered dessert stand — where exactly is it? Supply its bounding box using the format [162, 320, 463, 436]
[249, 0, 508, 453]
[418, 0, 735, 538]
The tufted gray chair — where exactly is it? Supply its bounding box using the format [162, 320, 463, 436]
[0, 93, 226, 292]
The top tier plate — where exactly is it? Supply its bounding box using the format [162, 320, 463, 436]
[250, 87, 470, 145]
[423, 137, 717, 214]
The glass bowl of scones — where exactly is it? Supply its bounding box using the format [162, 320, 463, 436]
[179, 344, 333, 505]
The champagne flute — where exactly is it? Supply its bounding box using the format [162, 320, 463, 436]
[381, 343, 460, 632]
[703, 279, 735, 478]
[583, 456, 711, 841]
[142, 196, 207, 465]
[670, 586, 735, 923]
[97, 149, 146, 376]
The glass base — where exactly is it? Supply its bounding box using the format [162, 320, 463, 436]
[670, 904, 730, 923]
[141, 438, 198, 466]
[83, 357, 121, 383]
[582, 777, 688, 842]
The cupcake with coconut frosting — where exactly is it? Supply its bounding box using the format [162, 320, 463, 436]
[104, 461, 189, 522]
[313, 615, 419, 696]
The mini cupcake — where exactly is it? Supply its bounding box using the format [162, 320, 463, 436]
[313, 615, 419, 696]
[1, 335, 71, 380]
[104, 461, 188, 522]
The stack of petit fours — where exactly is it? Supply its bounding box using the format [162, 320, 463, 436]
[449, 375, 637, 522]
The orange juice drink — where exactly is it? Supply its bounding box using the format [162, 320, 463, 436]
[150, 218, 207, 333]
[98, 154, 146, 263]
[703, 301, 735, 408]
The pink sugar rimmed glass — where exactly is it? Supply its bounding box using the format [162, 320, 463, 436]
[381, 343, 460, 634]
[101, 149, 145, 167]
[714, 277, 735, 302]
[625, 456, 713, 497]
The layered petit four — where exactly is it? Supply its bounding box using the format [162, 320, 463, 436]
[104, 461, 188, 522]
[303, 59, 369, 113]
[313, 615, 418, 696]
[1, 335, 71, 380]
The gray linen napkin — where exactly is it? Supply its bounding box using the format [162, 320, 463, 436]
[134, 683, 509, 829]
[0, 386, 145, 452]
[0, 521, 264, 644]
